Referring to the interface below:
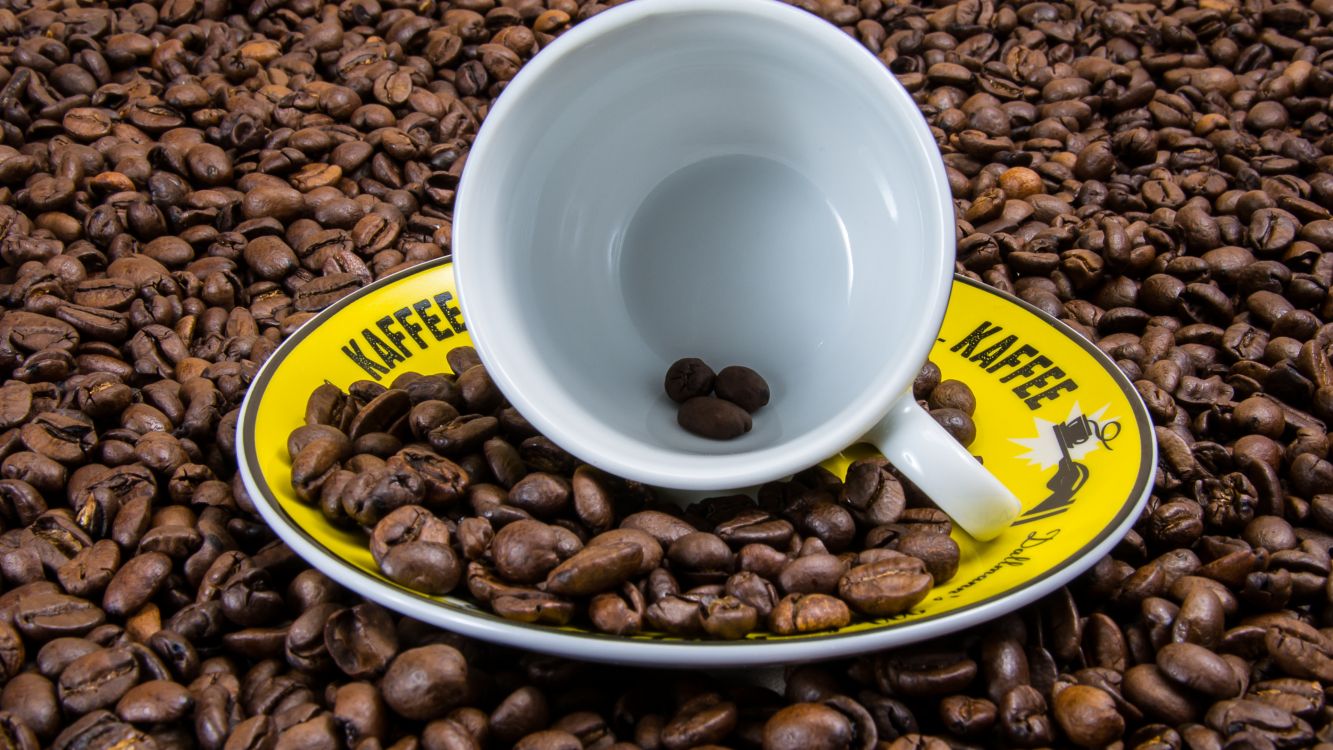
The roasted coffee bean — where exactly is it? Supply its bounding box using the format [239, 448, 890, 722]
[55, 541, 119, 600]
[544, 542, 641, 596]
[2, 673, 58, 740]
[876, 650, 977, 697]
[1053, 684, 1124, 748]
[939, 695, 996, 738]
[667, 532, 734, 584]
[621, 511, 696, 548]
[492, 519, 574, 584]
[713, 365, 770, 413]
[57, 644, 140, 715]
[508, 473, 571, 518]
[699, 596, 759, 640]
[381, 541, 461, 595]
[664, 358, 715, 403]
[928, 380, 976, 414]
[589, 583, 645, 636]
[769, 593, 851, 635]
[1155, 642, 1244, 698]
[14, 591, 105, 640]
[892, 532, 960, 584]
[840, 459, 905, 526]
[644, 595, 704, 636]
[0, 623, 22, 681]
[115, 680, 192, 724]
[102, 552, 172, 617]
[661, 694, 738, 749]
[779, 554, 847, 595]
[762, 703, 854, 750]
[587, 528, 661, 575]
[347, 389, 411, 440]
[1124, 664, 1198, 725]
[323, 603, 397, 679]
[839, 555, 933, 616]
[368, 505, 452, 565]
[381, 644, 468, 721]
[677, 397, 752, 440]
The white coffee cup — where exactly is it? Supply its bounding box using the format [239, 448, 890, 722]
[453, 0, 1022, 540]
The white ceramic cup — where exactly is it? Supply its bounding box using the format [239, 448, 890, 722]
[453, 0, 1022, 540]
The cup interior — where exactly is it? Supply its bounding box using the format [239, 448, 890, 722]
[456, 0, 953, 486]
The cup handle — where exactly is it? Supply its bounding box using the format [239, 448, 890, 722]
[864, 392, 1021, 541]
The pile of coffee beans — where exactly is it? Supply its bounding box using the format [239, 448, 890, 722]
[2, 0, 1333, 745]
[291, 349, 964, 637]
[664, 358, 770, 440]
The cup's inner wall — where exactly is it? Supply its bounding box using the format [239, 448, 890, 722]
[466, 9, 947, 467]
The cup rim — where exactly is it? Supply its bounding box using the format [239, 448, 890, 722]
[453, 0, 956, 490]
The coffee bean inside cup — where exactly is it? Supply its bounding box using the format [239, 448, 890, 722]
[714, 365, 771, 413]
[664, 358, 715, 403]
[677, 396, 752, 440]
[664, 358, 771, 439]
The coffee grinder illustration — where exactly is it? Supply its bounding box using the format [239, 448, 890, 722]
[1014, 412, 1119, 525]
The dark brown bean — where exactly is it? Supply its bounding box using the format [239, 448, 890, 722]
[677, 397, 752, 440]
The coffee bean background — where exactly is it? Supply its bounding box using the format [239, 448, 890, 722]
[1, 0, 1333, 746]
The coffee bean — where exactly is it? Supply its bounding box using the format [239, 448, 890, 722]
[927, 380, 976, 414]
[57, 645, 140, 715]
[588, 583, 645, 636]
[778, 554, 847, 596]
[713, 366, 770, 413]
[1172, 587, 1225, 647]
[513, 730, 580, 750]
[620, 511, 696, 548]
[508, 473, 571, 518]
[380, 541, 462, 595]
[1264, 619, 1333, 682]
[14, 591, 105, 640]
[1053, 685, 1124, 748]
[115, 680, 192, 724]
[769, 593, 850, 635]
[715, 510, 795, 549]
[0, 621, 23, 681]
[661, 694, 738, 749]
[667, 532, 734, 584]
[1124, 664, 1198, 725]
[644, 595, 703, 636]
[699, 596, 758, 640]
[1, 673, 58, 740]
[492, 520, 572, 584]
[545, 542, 641, 596]
[1204, 698, 1312, 747]
[102, 552, 171, 617]
[875, 650, 977, 697]
[586, 528, 662, 575]
[939, 695, 996, 738]
[990, 685, 1052, 746]
[381, 645, 468, 721]
[677, 397, 752, 440]
[839, 555, 933, 616]
[347, 389, 410, 440]
[322, 603, 397, 680]
[664, 358, 715, 403]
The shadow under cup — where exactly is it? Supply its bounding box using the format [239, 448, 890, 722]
[457, 1, 954, 486]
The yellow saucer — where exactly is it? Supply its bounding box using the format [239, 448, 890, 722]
[236, 257, 1154, 667]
